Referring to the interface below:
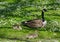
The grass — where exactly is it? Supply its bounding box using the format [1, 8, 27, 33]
[0, 10, 60, 42]
[0, 0, 60, 42]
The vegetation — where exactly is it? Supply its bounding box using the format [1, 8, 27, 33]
[0, 0, 60, 42]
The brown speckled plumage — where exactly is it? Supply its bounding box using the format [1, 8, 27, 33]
[25, 19, 43, 28]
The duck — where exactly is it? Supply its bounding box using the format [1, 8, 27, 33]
[22, 9, 47, 28]
[12, 23, 22, 30]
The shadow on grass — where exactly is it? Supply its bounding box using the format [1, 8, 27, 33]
[22, 25, 46, 31]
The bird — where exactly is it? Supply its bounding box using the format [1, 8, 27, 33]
[22, 9, 47, 28]
[12, 23, 22, 30]
[26, 30, 38, 39]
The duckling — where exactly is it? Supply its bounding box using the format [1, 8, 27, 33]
[22, 9, 47, 28]
[12, 23, 22, 30]
[26, 30, 38, 39]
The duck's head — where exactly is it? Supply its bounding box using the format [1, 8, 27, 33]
[42, 8, 47, 12]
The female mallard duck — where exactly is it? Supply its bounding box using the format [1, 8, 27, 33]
[22, 9, 47, 28]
